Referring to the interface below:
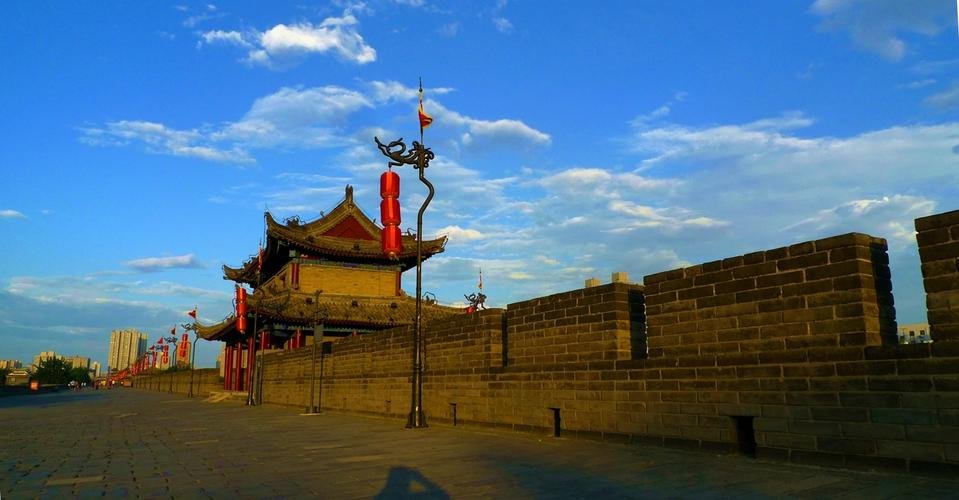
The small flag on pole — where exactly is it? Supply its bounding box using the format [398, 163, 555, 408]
[188, 307, 197, 319]
[170, 326, 176, 336]
[418, 79, 433, 134]
[478, 269, 483, 291]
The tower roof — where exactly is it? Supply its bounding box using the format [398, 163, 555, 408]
[223, 185, 447, 284]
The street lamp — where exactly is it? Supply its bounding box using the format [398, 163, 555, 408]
[181, 322, 201, 398]
[162, 335, 178, 393]
[374, 136, 435, 429]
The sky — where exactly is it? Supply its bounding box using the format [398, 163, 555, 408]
[1, 0, 958, 370]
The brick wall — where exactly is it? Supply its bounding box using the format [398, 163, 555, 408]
[505, 284, 645, 366]
[132, 368, 221, 397]
[917, 210, 959, 342]
[137, 210, 959, 475]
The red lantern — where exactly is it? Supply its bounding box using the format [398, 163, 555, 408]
[236, 286, 248, 334]
[380, 170, 402, 257]
[380, 197, 401, 225]
[382, 226, 402, 257]
[380, 170, 400, 198]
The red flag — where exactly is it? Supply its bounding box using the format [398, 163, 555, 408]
[418, 81, 433, 132]
[188, 307, 197, 319]
[478, 269, 483, 291]
[170, 326, 176, 335]
[257, 246, 264, 273]
[157, 338, 164, 345]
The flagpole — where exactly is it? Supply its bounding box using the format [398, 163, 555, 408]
[419, 77, 425, 145]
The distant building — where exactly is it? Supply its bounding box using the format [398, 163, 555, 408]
[91, 361, 101, 378]
[32, 351, 60, 370]
[5, 369, 30, 386]
[0, 359, 22, 370]
[108, 329, 148, 373]
[65, 355, 90, 370]
[898, 323, 931, 344]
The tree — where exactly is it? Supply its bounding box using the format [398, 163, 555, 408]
[0, 367, 10, 387]
[69, 366, 91, 385]
[33, 357, 72, 385]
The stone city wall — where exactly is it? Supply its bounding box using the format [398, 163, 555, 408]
[136, 209, 959, 475]
[132, 368, 221, 398]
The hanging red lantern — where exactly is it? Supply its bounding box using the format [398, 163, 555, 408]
[382, 225, 402, 257]
[380, 197, 401, 225]
[380, 169, 402, 257]
[380, 170, 400, 198]
[236, 286, 248, 333]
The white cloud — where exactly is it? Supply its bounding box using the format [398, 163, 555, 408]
[435, 225, 485, 242]
[493, 17, 514, 34]
[125, 254, 204, 272]
[897, 79, 937, 90]
[632, 111, 819, 166]
[200, 13, 376, 67]
[437, 22, 460, 38]
[198, 30, 253, 48]
[810, 0, 953, 61]
[0, 209, 25, 219]
[783, 195, 935, 246]
[429, 101, 550, 149]
[924, 82, 959, 110]
[79, 121, 254, 164]
[368, 80, 454, 104]
[214, 86, 372, 148]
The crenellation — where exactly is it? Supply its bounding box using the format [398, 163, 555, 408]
[130, 209, 959, 475]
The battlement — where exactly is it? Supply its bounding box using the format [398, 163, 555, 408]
[137, 209, 959, 475]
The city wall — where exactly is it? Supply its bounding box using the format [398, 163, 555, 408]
[138, 209, 959, 474]
[132, 368, 220, 397]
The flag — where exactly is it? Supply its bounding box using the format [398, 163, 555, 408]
[478, 269, 483, 291]
[418, 80, 433, 133]
[170, 326, 176, 336]
[188, 307, 197, 319]
[257, 245, 264, 273]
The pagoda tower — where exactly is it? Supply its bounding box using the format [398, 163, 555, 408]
[197, 185, 459, 391]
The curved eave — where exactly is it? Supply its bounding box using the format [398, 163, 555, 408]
[196, 317, 238, 341]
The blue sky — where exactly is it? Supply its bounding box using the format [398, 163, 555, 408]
[2, 0, 958, 369]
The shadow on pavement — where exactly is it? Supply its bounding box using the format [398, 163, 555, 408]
[375, 466, 450, 499]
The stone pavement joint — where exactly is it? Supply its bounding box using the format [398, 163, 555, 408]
[2, 389, 959, 499]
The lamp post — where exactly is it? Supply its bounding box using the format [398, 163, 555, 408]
[163, 335, 178, 393]
[182, 322, 201, 398]
[374, 136, 435, 429]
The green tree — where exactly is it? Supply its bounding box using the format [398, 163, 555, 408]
[69, 366, 91, 385]
[0, 367, 10, 387]
[33, 358, 72, 384]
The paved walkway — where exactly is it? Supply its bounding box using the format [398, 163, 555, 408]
[1, 389, 957, 499]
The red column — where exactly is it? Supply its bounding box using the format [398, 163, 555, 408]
[245, 335, 255, 390]
[295, 329, 303, 349]
[233, 342, 244, 391]
[260, 330, 271, 350]
[224, 344, 233, 390]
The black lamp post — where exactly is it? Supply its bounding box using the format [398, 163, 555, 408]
[374, 136, 435, 429]
[163, 335, 178, 393]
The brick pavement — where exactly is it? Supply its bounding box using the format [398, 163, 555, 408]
[2, 389, 957, 499]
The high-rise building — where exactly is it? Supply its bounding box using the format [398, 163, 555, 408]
[108, 329, 148, 373]
[0, 359, 22, 369]
[91, 361, 101, 378]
